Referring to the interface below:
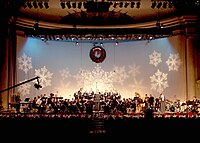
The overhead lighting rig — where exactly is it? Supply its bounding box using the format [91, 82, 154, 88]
[22, 0, 49, 9]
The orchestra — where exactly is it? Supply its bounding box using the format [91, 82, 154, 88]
[8, 91, 200, 115]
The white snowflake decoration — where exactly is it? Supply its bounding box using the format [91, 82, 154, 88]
[149, 50, 162, 67]
[17, 79, 31, 96]
[34, 66, 53, 88]
[166, 53, 181, 71]
[18, 53, 33, 74]
[74, 64, 115, 92]
[128, 63, 140, 78]
[59, 67, 71, 80]
[150, 69, 168, 93]
[113, 65, 129, 85]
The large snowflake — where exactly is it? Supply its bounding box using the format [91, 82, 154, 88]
[149, 50, 162, 67]
[150, 69, 168, 93]
[166, 53, 181, 71]
[18, 53, 33, 74]
[128, 63, 140, 79]
[34, 66, 53, 88]
[74, 64, 115, 92]
[59, 67, 71, 80]
[17, 79, 31, 96]
[112, 65, 129, 85]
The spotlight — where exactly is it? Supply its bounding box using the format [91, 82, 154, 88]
[136, 2, 140, 8]
[124, 2, 129, 8]
[66, 2, 71, 9]
[34, 78, 42, 90]
[72, 2, 76, 8]
[156, 21, 163, 29]
[27, 2, 32, 8]
[113, 2, 118, 8]
[34, 83, 42, 90]
[33, 21, 39, 31]
[38, 2, 44, 9]
[61, 2, 65, 9]
[130, 2, 135, 8]
[151, 1, 156, 9]
[78, 2, 82, 9]
[163, 2, 167, 8]
[168, 2, 173, 8]
[33, 2, 38, 8]
[44, 2, 49, 9]
[119, 2, 123, 8]
[157, 2, 162, 9]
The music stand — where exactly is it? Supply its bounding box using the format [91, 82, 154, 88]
[24, 98, 30, 102]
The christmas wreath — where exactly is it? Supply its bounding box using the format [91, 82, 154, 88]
[89, 46, 106, 63]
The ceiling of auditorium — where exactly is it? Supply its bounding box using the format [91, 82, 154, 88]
[18, 0, 177, 27]
[3, 0, 198, 40]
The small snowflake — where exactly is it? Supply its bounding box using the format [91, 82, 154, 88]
[18, 53, 33, 74]
[166, 53, 181, 71]
[113, 65, 129, 85]
[34, 66, 53, 88]
[150, 69, 168, 93]
[17, 79, 31, 96]
[149, 50, 162, 67]
[59, 67, 71, 80]
[128, 63, 140, 78]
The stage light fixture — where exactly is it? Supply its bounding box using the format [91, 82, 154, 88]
[151, 1, 156, 9]
[124, 2, 129, 8]
[34, 78, 42, 90]
[113, 2, 118, 8]
[66, 1, 71, 9]
[44, 1, 49, 9]
[163, 2, 167, 8]
[119, 2, 123, 8]
[72, 2, 76, 8]
[38, 2, 44, 9]
[157, 2, 162, 9]
[33, 2, 38, 8]
[33, 21, 39, 31]
[78, 2, 82, 9]
[131, 2, 135, 8]
[61, 2, 65, 9]
[136, 2, 140, 8]
[34, 83, 42, 90]
[168, 1, 173, 8]
[27, 2, 33, 8]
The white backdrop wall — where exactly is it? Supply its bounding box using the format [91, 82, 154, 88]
[16, 35, 187, 102]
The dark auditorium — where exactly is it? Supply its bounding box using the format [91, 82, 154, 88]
[0, 0, 200, 141]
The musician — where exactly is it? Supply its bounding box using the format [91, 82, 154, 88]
[159, 93, 165, 113]
[15, 92, 21, 113]
[148, 94, 154, 109]
[192, 96, 199, 113]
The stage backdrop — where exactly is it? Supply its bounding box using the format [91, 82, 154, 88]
[16, 35, 187, 102]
